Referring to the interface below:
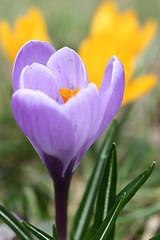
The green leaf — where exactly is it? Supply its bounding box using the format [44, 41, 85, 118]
[92, 193, 126, 240]
[82, 226, 94, 240]
[53, 223, 59, 240]
[71, 119, 117, 240]
[116, 161, 155, 209]
[149, 234, 160, 240]
[0, 204, 33, 240]
[83, 159, 155, 240]
[22, 221, 52, 240]
[94, 144, 117, 230]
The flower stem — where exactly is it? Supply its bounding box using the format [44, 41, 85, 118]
[54, 178, 71, 240]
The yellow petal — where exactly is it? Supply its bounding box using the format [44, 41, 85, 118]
[122, 74, 157, 105]
[78, 1, 158, 104]
[0, 20, 14, 62]
[90, 2, 118, 36]
[0, 7, 51, 63]
[138, 19, 158, 53]
[79, 34, 135, 88]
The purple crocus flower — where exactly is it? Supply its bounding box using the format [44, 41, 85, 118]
[12, 40, 125, 240]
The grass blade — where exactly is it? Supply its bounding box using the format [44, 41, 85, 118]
[116, 161, 156, 208]
[94, 144, 117, 239]
[87, 160, 155, 240]
[53, 223, 59, 240]
[92, 193, 126, 240]
[71, 119, 117, 240]
[0, 204, 33, 240]
[22, 221, 52, 240]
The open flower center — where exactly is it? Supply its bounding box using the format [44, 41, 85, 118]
[59, 88, 80, 103]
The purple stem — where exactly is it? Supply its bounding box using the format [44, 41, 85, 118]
[42, 154, 74, 240]
[54, 178, 71, 240]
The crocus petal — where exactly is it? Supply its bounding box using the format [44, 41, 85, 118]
[90, 2, 118, 36]
[18, 7, 51, 43]
[12, 40, 56, 91]
[78, 34, 134, 89]
[0, 20, 13, 62]
[74, 58, 124, 168]
[64, 83, 99, 158]
[12, 89, 75, 172]
[20, 63, 63, 103]
[71, 84, 101, 170]
[139, 20, 158, 54]
[97, 56, 125, 138]
[0, 7, 51, 64]
[78, 1, 157, 105]
[122, 74, 157, 105]
[81, 83, 101, 140]
[47, 47, 89, 90]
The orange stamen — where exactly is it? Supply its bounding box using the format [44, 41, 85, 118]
[59, 88, 80, 103]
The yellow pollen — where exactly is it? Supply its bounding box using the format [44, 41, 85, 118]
[59, 88, 80, 103]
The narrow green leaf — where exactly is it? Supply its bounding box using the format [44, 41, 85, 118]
[71, 119, 117, 240]
[116, 161, 155, 209]
[84, 160, 155, 240]
[53, 223, 59, 240]
[149, 234, 160, 240]
[22, 221, 52, 240]
[0, 204, 33, 240]
[82, 226, 94, 240]
[92, 193, 126, 240]
[94, 144, 117, 230]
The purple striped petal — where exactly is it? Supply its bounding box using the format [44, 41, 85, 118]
[96, 56, 125, 138]
[20, 63, 63, 103]
[64, 83, 100, 159]
[73, 56, 125, 170]
[12, 89, 75, 172]
[47, 47, 89, 90]
[11, 40, 125, 180]
[12, 40, 56, 91]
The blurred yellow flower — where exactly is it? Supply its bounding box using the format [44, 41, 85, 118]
[78, 1, 158, 105]
[0, 7, 51, 63]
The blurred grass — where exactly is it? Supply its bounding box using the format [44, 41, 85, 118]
[0, 0, 160, 239]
